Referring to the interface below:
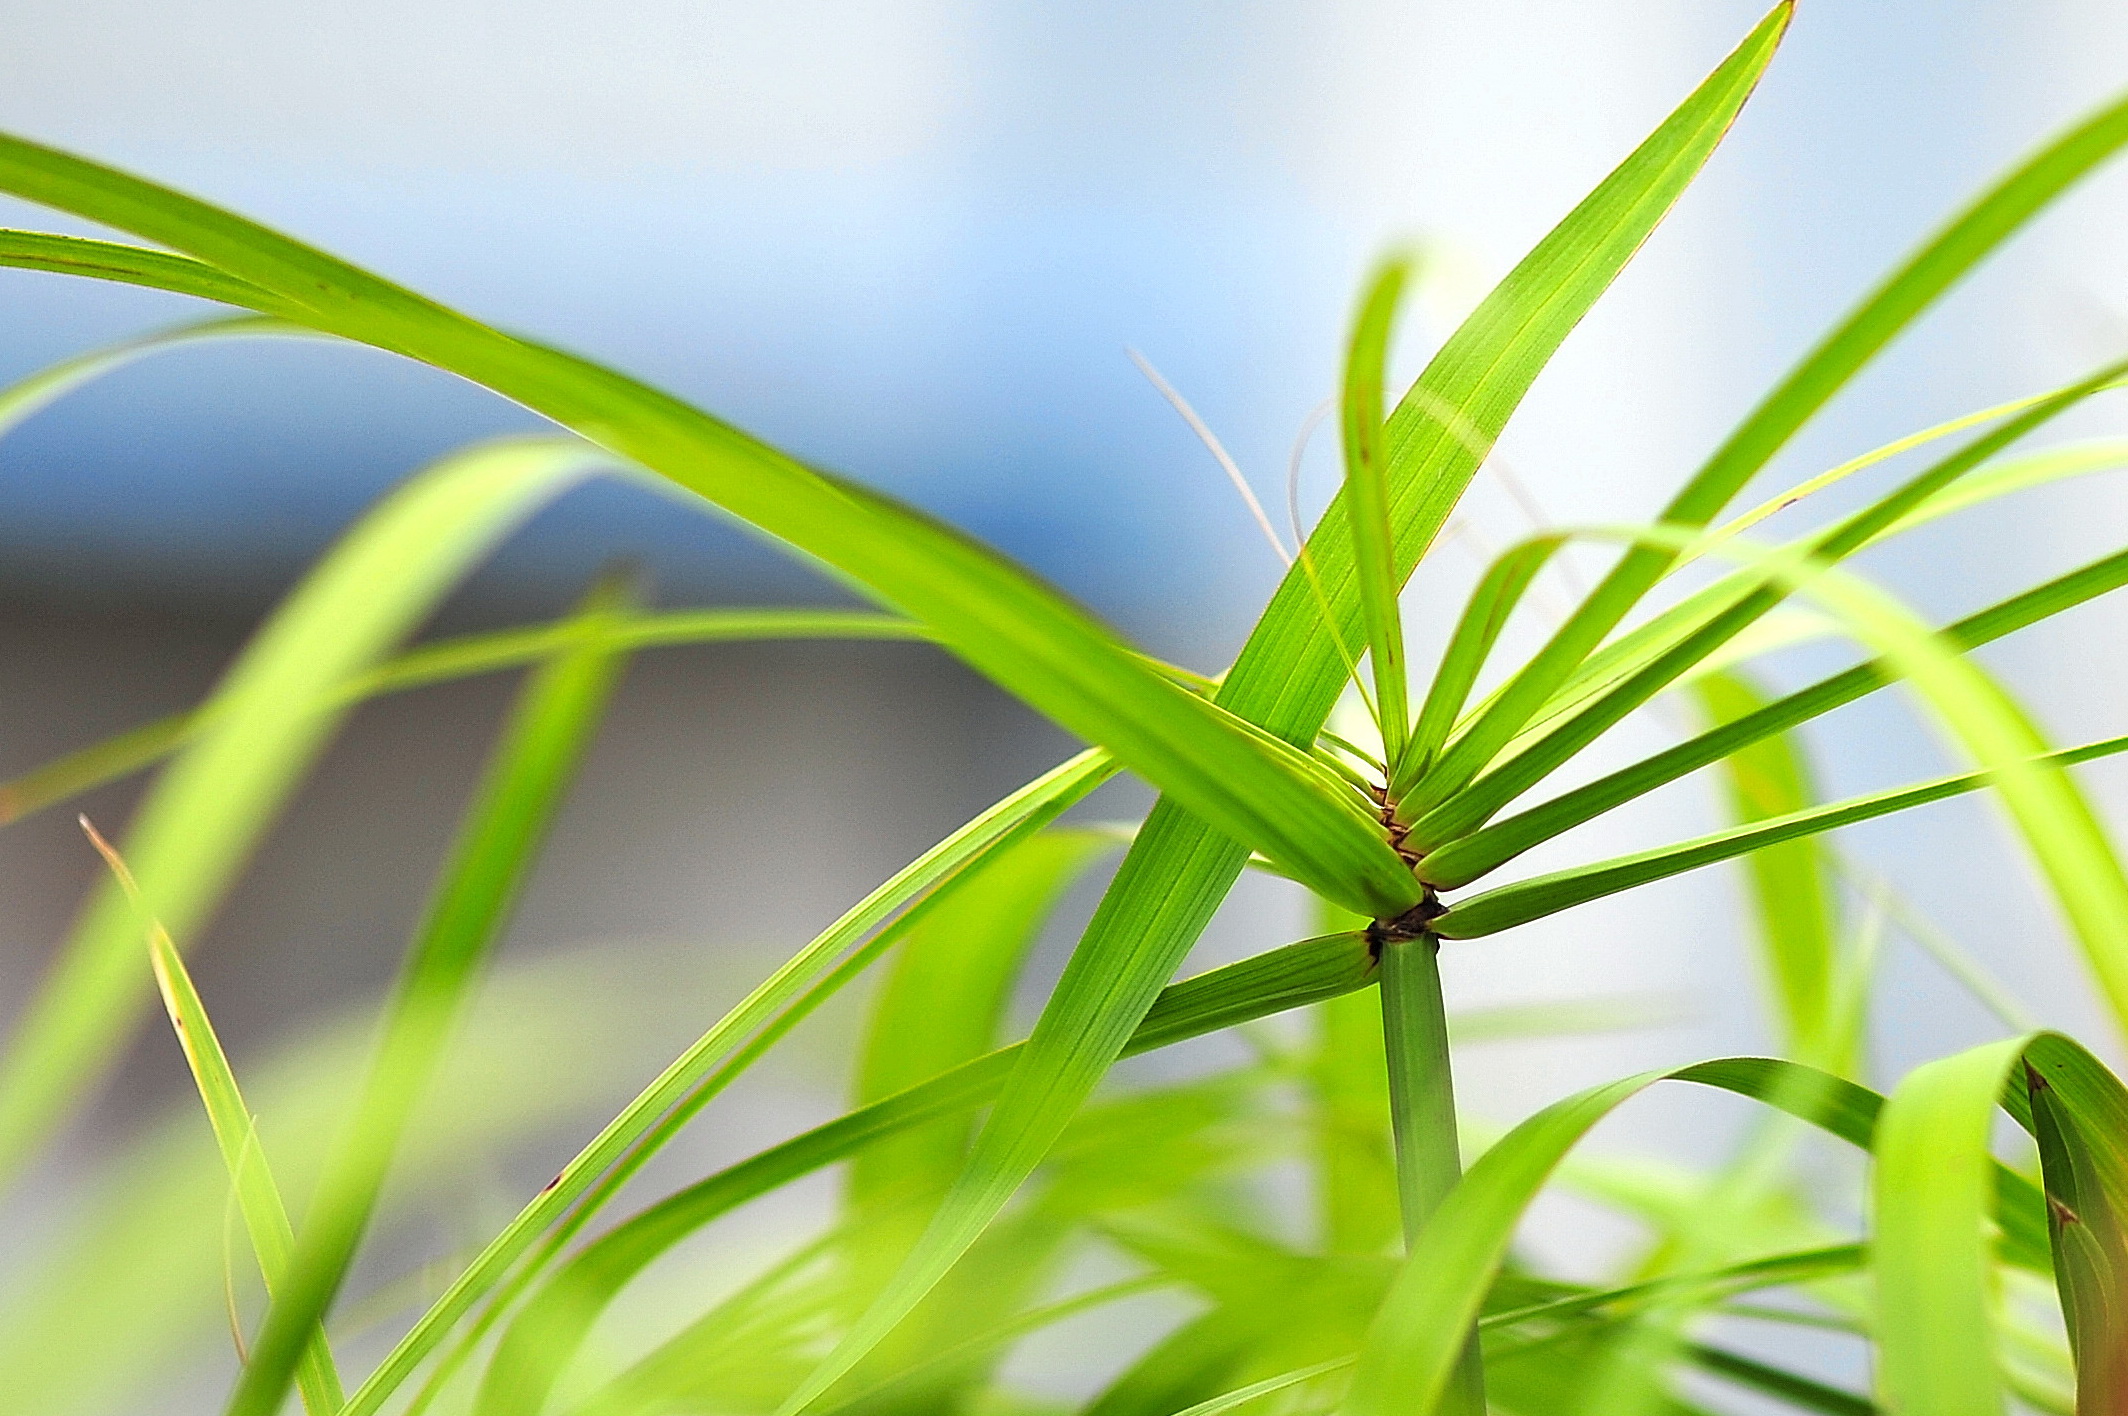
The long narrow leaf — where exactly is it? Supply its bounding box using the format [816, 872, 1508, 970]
[1409, 357, 2128, 851]
[0, 143, 1418, 920]
[1433, 731, 2128, 938]
[1427, 525, 2128, 1042]
[0, 229, 293, 312]
[79, 820, 345, 1416]
[1476, 435, 2128, 759]
[1397, 535, 1566, 796]
[1340, 257, 1415, 773]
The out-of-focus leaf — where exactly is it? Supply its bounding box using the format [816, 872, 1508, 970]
[1876, 1033, 2128, 1416]
[79, 820, 344, 1416]
[228, 572, 637, 1416]
[1690, 669, 1839, 1062]
[0, 438, 606, 1180]
[346, 748, 1116, 1416]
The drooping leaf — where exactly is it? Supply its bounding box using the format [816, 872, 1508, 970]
[0, 608, 931, 831]
[1874, 1033, 2128, 1416]
[0, 141, 1419, 921]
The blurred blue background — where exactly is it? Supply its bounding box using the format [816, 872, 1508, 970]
[0, 0, 2109, 653]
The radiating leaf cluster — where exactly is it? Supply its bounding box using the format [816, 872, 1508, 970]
[4, 5, 2128, 1414]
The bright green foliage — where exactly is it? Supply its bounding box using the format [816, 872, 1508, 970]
[1339, 255, 1417, 775]
[7, 6, 2128, 1415]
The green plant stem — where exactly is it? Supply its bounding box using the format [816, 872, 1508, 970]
[1377, 930, 1485, 1414]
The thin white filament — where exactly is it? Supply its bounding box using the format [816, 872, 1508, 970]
[1127, 348, 1293, 567]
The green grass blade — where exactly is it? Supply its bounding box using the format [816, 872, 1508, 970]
[1404, 84, 2128, 815]
[1871, 1038, 2029, 1416]
[0, 229, 295, 312]
[1340, 256, 1415, 773]
[1471, 432, 2128, 761]
[0, 608, 931, 831]
[1167, 1358, 1357, 1416]
[1431, 728, 2128, 938]
[1689, 669, 1839, 1063]
[0, 437, 602, 1182]
[1687, 1345, 1875, 1415]
[341, 748, 1116, 1416]
[0, 312, 313, 428]
[1702, 386, 2128, 559]
[1434, 526, 2128, 1041]
[2023, 1035, 2128, 1412]
[1482, 1243, 1866, 1336]
[79, 820, 345, 1416]
[1396, 535, 1566, 798]
[1470, 426, 2128, 771]
[227, 570, 638, 1416]
[1430, 542, 2128, 887]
